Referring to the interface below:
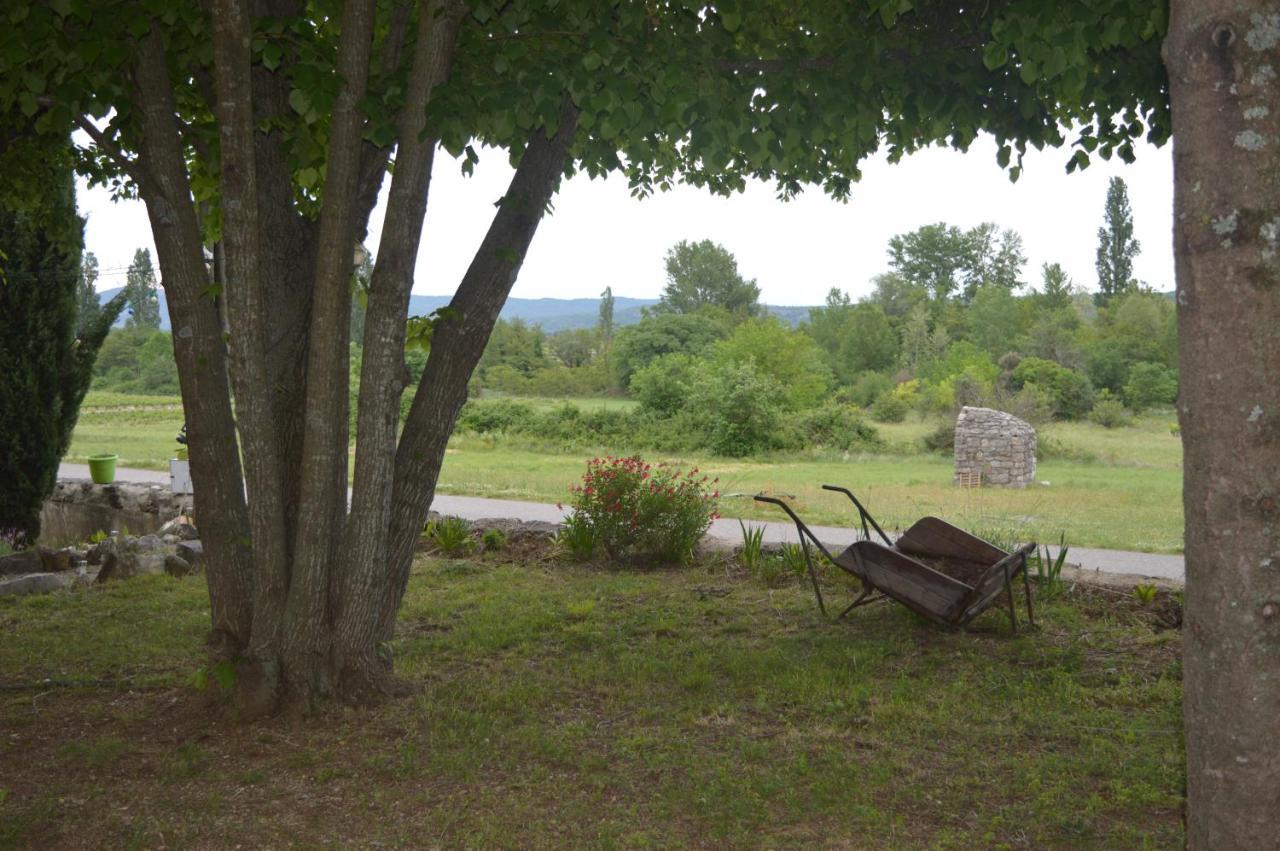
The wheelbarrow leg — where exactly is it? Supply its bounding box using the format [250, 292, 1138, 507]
[1003, 568, 1019, 633]
[837, 585, 877, 619]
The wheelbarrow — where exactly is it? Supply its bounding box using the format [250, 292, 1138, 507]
[755, 485, 1037, 631]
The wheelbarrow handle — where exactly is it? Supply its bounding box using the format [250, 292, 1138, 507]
[752, 495, 838, 563]
[820, 484, 892, 546]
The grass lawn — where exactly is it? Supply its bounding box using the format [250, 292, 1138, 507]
[0, 552, 1184, 847]
[66, 394, 1184, 552]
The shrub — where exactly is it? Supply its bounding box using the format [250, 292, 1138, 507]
[1012, 357, 1095, 419]
[567, 455, 719, 563]
[871, 379, 919, 423]
[849, 371, 892, 408]
[687, 362, 788, 457]
[458, 399, 538, 434]
[923, 421, 955, 454]
[1123, 362, 1178, 411]
[480, 528, 507, 552]
[870, 394, 908, 423]
[630, 353, 697, 416]
[795, 403, 882, 451]
[1089, 394, 1132, 429]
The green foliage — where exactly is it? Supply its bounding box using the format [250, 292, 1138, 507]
[611, 312, 726, 388]
[1095, 177, 1141, 306]
[567, 456, 718, 564]
[477, 319, 551, 386]
[630, 353, 697, 417]
[0, 158, 124, 545]
[795, 403, 882, 452]
[806, 290, 899, 383]
[555, 513, 597, 562]
[480, 528, 508, 552]
[1123, 362, 1178, 412]
[1031, 536, 1070, 599]
[1089, 393, 1133, 429]
[849, 371, 893, 408]
[92, 327, 180, 395]
[711, 316, 832, 410]
[654, 239, 759, 317]
[872, 381, 920, 423]
[426, 516, 473, 557]
[1013, 357, 1096, 420]
[1038, 262, 1075, 311]
[1133, 583, 1158, 605]
[888, 221, 1026, 305]
[687, 361, 788, 457]
[123, 248, 160, 330]
[738, 521, 765, 574]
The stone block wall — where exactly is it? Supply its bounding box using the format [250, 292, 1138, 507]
[953, 406, 1036, 488]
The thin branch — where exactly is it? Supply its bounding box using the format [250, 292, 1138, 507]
[73, 114, 155, 191]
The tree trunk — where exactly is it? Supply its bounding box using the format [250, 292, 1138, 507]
[382, 97, 581, 641]
[132, 25, 255, 657]
[1164, 3, 1280, 845]
[332, 0, 463, 695]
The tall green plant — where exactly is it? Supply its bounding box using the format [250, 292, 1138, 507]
[0, 154, 125, 545]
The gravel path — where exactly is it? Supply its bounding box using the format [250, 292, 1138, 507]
[60, 463, 1185, 583]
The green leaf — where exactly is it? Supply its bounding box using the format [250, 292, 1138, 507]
[582, 51, 602, 71]
[288, 88, 311, 118]
[721, 11, 741, 32]
[982, 42, 1008, 70]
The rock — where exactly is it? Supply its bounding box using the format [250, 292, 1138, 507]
[470, 518, 560, 543]
[37, 546, 79, 573]
[157, 517, 199, 541]
[0, 572, 76, 597]
[176, 540, 203, 570]
[0, 549, 42, 577]
[164, 554, 195, 577]
[94, 537, 170, 583]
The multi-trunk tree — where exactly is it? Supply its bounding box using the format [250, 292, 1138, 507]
[0, 0, 1172, 715]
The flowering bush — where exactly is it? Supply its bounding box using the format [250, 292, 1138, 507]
[567, 455, 719, 564]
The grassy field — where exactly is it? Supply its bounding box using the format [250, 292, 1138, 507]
[66, 394, 1184, 552]
[0, 552, 1184, 847]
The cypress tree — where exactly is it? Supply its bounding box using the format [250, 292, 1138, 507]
[0, 158, 125, 546]
[124, 247, 161, 329]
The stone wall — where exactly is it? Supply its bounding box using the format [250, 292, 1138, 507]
[953, 406, 1036, 488]
[38, 479, 193, 545]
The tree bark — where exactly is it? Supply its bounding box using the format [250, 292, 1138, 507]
[282, 0, 378, 705]
[332, 0, 464, 694]
[131, 25, 255, 656]
[209, 0, 295, 714]
[1165, 3, 1280, 846]
[381, 96, 581, 641]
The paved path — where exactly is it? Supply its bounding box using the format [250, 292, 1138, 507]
[61, 463, 1185, 583]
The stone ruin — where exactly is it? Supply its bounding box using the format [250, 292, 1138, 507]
[953, 406, 1036, 488]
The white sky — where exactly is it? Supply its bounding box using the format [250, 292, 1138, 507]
[79, 133, 1173, 305]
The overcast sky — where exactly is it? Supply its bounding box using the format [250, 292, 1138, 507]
[79, 133, 1174, 306]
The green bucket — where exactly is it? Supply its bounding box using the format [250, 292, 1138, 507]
[88, 453, 118, 485]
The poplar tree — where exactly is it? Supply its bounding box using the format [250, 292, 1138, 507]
[1094, 176, 1141, 306]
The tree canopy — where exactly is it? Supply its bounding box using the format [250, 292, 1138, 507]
[655, 239, 760, 317]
